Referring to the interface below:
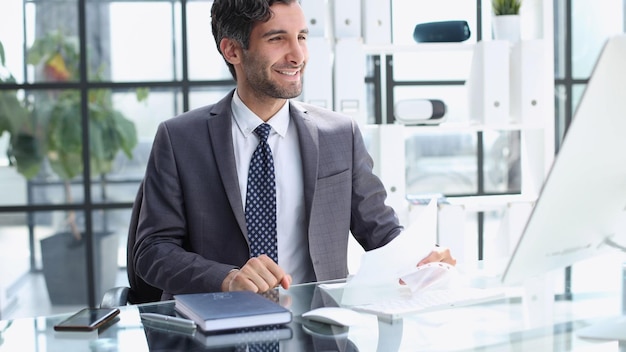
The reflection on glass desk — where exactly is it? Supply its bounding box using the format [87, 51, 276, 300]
[0, 280, 625, 351]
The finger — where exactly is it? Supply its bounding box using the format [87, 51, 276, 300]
[241, 259, 276, 292]
[227, 269, 262, 292]
[256, 255, 291, 290]
[417, 254, 437, 266]
[417, 246, 457, 266]
[242, 255, 288, 292]
[280, 274, 292, 290]
[437, 247, 457, 266]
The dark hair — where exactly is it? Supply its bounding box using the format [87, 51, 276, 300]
[211, 0, 298, 80]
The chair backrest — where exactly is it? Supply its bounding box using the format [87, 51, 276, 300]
[126, 181, 163, 304]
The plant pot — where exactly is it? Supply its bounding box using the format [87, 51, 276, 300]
[40, 231, 119, 305]
[492, 14, 521, 43]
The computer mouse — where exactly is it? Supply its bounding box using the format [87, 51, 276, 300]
[301, 307, 364, 327]
[301, 319, 349, 338]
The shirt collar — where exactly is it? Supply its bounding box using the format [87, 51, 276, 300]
[231, 90, 290, 138]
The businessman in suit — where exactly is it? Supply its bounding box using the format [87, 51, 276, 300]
[133, 0, 456, 300]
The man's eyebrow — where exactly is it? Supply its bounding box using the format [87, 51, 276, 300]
[261, 28, 309, 38]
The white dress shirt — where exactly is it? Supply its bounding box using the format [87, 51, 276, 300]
[231, 91, 314, 284]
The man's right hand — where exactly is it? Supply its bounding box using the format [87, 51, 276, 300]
[221, 254, 292, 293]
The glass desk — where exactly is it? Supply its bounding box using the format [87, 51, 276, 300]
[0, 280, 625, 351]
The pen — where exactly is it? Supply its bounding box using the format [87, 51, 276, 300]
[140, 313, 197, 329]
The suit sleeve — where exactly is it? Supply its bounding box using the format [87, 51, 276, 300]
[133, 121, 236, 297]
[349, 120, 404, 250]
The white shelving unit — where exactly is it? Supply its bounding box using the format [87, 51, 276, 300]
[302, 0, 555, 264]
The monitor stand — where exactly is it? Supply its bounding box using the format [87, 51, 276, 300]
[577, 315, 626, 341]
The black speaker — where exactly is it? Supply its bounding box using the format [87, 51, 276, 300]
[413, 20, 471, 43]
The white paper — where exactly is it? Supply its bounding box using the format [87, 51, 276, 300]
[338, 199, 439, 305]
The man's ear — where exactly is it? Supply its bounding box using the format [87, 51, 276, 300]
[220, 38, 241, 65]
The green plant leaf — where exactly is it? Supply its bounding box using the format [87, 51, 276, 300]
[0, 40, 6, 67]
[46, 97, 83, 179]
[112, 111, 138, 158]
[0, 87, 30, 128]
[135, 87, 150, 102]
[8, 133, 43, 179]
[492, 0, 522, 15]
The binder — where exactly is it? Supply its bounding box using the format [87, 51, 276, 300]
[466, 40, 510, 125]
[302, 37, 333, 109]
[301, 0, 327, 38]
[510, 39, 546, 124]
[332, 0, 361, 38]
[333, 38, 367, 125]
[361, 0, 391, 45]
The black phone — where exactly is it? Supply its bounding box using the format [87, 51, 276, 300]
[54, 307, 120, 332]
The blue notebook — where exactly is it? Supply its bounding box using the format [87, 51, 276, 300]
[193, 325, 293, 348]
[174, 291, 292, 332]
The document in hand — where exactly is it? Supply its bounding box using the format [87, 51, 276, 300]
[174, 291, 292, 332]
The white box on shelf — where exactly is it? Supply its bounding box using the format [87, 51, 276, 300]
[466, 40, 510, 125]
[332, 0, 361, 38]
[361, 0, 391, 45]
[511, 39, 546, 124]
[302, 37, 333, 109]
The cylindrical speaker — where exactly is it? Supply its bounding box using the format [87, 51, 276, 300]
[413, 20, 471, 43]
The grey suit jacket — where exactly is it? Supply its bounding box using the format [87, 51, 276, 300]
[133, 90, 402, 299]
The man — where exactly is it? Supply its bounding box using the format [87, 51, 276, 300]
[133, 0, 455, 300]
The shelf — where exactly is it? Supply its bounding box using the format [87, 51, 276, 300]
[407, 121, 545, 132]
[445, 194, 537, 212]
[364, 43, 475, 55]
[365, 121, 546, 133]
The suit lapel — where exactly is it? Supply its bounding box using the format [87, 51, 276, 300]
[207, 92, 248, 235]
[289, 102, 318, 225]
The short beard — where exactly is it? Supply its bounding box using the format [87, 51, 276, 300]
[241, 52, 303, 99]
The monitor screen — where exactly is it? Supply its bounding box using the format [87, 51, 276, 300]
[501, 34, 626, 285]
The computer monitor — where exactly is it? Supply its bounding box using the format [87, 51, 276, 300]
[500, 34, 626, 340]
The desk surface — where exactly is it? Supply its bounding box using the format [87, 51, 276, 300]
[0, 280, 624, 352]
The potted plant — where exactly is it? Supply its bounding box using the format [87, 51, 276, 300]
[492, 0, 522, 42]
[1, 31, 147, 305]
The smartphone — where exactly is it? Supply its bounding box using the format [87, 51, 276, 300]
[54, 307, 120, 332]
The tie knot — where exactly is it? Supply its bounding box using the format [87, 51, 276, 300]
[254, 123, 271, 143]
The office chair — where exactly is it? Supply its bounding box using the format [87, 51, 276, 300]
[100, 182, 163, 308]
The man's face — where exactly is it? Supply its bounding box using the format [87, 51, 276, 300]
[239, 2, 308, 100]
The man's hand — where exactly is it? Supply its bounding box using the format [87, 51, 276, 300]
[221, 255, 292, 293]
[417, 245, 457, 266]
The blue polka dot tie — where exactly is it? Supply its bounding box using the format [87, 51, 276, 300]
[245, 123, 278, 262]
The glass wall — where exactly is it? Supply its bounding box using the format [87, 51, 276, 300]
[0, 0, 232, 318]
